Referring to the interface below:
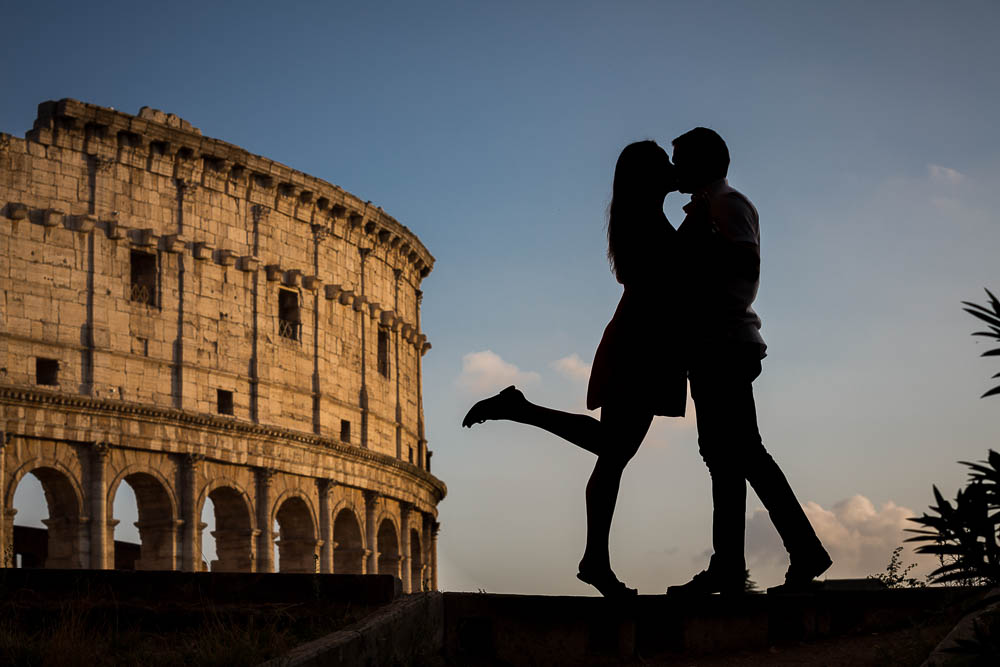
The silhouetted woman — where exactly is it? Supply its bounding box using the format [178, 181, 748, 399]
[462, 140, 687, 597]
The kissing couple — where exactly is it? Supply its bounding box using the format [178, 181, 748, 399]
[463, 128, 832, 597]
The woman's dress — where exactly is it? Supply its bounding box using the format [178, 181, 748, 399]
[586, 219, 687, 417]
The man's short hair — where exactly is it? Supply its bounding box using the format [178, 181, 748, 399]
[672, 127, 730, 181]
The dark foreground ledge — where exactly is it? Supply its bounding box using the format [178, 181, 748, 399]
[442, 585, 985, 665]
[0, 568, 401, 605]
[264, 585, 988, 666]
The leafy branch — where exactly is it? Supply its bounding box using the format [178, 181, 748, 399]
[906, 451, 1000, 586]
[962, 288, 1000, 398]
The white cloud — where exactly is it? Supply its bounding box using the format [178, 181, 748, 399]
[551, 353, 591, 382]
[746, 494, 937, 585]
[456, 350, 540, 395]
[927, 163, 965, 186]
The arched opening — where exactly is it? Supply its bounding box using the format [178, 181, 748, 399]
[111, 481, 139, 569]
[377, 519, 399, 578]
[199, 496, 215, 572]
[410, 529, 423, 592]
[8, 467, 85, 569]
[332, 508, 364, 574]
[204, 486, 253, 572]
[112, 472, 176, 570]
[274, 496, 317, 573]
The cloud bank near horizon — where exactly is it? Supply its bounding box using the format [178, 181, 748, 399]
[746, 494, 937, 584]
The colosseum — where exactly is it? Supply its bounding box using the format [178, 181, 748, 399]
[0, 99, 445, 592]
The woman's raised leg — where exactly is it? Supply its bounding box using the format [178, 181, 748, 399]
[463, 386, 654, 596]
[462, 385, 608, 456]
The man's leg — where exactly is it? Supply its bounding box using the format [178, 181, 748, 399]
[692, 359, 750, 578]
[725, 353, 831, 583]
[673, 347, 830, 595]
[735, 363, 831, 580]
[668, 357, 750, 593]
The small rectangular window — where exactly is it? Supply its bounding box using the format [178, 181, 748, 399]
[217, 389, 234, 415]
[130, 250, 157, 306]
[36, 358, 59, 386]
[408, 446, 413, 464]
[340, 419, 351, 443]
[377, 327, 390, 378]
[278, 289, 300, 341]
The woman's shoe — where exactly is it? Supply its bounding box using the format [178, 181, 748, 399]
[461, 386, 525, 427]
[576, 568, 638, 599]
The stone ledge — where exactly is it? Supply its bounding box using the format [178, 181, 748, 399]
[0, 568, 400, 605]
[439, 586, 986, 666]
[259, 592, 443, 667]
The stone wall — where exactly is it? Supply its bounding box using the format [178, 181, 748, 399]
[0, 100, 443, 590]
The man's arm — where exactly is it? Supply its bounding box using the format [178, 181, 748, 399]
[710, 193, 760, 281]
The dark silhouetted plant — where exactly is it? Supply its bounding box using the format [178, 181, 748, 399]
[906, 450, 1000, 586]
[962, 288, 1000, 399]
[871, 546, 926, 588]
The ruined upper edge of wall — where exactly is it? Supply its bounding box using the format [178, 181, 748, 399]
[20, 98, 434, 279]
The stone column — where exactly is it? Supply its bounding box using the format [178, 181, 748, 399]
[420, 513, 433, 591]
[180, 454, 203, 572]
[359, 247, 370, 449]
[255, 467, 275, 573]
[364, 490, 378, 575]
[431, 519, 440, 591]
[0, 432, 7, 567]
[2, 508, 15, 569]
[415, 289, 426, 470]
[317, 478, 334, 574]
[399, 502, 412, 593]
[89, 442, 111, 569]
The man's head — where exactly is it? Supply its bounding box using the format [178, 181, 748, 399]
[671, 127, 729, 193]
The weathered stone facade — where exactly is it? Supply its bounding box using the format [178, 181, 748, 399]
[0, 99, 443, 591]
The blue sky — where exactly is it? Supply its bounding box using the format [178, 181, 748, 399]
[3, 1, 999, 591]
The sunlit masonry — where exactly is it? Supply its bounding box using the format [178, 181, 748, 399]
[0, 99, 445, 588]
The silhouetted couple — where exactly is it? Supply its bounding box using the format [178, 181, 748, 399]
[463, 129, 832, 598]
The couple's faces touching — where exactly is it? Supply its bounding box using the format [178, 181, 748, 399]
[671, 145, 695, 194]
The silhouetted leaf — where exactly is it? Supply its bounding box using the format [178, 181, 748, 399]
[981, 349, 1000, 357]
[964, 310, 1000, 329]
[913, 544, 966, 556]
[986, 288, 1000, 313]
[982, 386, 1000, 399]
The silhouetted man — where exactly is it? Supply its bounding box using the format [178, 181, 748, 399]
[669, 128, 831, 594]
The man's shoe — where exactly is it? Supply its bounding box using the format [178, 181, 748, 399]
[768, 549, 833, 594]
[667, 569, 745, 596]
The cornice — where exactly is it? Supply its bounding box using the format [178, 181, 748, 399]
[0, 385, 446, 502]
[17, 98, 434, 279]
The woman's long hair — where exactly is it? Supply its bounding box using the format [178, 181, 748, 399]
[607, 140, 671, 283]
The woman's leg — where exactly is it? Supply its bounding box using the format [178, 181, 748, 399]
[579, 400, 653, 574]
[463, 386, 609, 456]
[464, 386, 654, 594]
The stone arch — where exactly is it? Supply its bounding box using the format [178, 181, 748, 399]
[410, 528, 423, 592]
[108, 466, 178, 570]
[198, 478, 255, 572]
[332, 506, 364, 574]
[272, 491, 318, 573]
[376, 515, 400, 577]
[6, 459, 87, 569]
